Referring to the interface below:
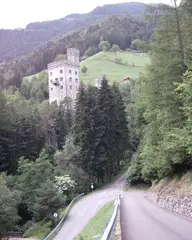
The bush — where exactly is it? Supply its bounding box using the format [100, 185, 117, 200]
[115, 58, 122, 63]
[111, 44, 120, 53]
[127, 152, 143, 184]
[23, 222, 51, 239]
[121, 150, 134, 168]
[31, 180, 66, 221]
[99, 41, 111, 52]
[0, 175, 20, 236]
[81, 66, 88, 74]
[84, 46, 98, 57]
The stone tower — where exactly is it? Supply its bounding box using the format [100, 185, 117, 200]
[48, 48, 80, 106]
[67, 48, 80, 63]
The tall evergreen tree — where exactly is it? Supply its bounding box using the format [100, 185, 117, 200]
[96, 78, 118, 180]
[73, 83, 90, 171]
[112, 83, 130, 170]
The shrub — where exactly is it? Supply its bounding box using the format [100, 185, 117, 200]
[81, 66, 88, 74]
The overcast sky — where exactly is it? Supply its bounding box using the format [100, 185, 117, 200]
[1, 0, 171, 29]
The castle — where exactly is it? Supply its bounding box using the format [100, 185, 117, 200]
[48, 48, 80, 106]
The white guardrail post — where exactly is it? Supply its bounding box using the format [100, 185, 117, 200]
[101, 195, 121, 240]
[43, 193, 84, 240]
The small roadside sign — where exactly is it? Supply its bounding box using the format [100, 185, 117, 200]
[53, 213, 59, 218]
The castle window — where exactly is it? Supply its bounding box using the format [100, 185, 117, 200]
[50, 72, 52, 76]
[69, 70, 72, 74]
[60, 77, 63, 81]
[76, 86, 78, 90]
[60, 69, 63, 74]
[69, 77, 72, 82]
[70, 86, 72, 90]
[60, 85, 63, 89]
[50, 80, 53, 83]
[55, 78, 58, 81]
[75, 71, 77, 75]
[75, 78, 78, 83]
[51, 88, 53, 91]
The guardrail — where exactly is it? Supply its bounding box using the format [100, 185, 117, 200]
[43, 193, 84, 240]
[101, 195, 121, 240]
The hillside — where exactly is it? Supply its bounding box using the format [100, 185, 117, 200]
[23, 51, 149, 85]
[21, 51, 149, 103]
[80, 51, 150, 85]
[0, 2, 150, 63]
[0, 15, 153, 89]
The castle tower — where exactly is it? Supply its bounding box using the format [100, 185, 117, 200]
[48, 48, 80, 106]
[67, 48, 80, 63]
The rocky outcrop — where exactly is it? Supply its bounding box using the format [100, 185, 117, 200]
[146, 192, 192, 218]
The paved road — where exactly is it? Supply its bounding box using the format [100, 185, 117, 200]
[55, 174, 192, 240]
[55, 175, 125, 240]
[121, 191, 192, 240]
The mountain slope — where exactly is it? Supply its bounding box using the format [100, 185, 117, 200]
[0, 2, 150, 63]
[91, 2, 146, 15]
[0, 15, 153, 89]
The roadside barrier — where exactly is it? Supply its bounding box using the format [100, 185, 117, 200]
[43, 193, 84, 240]
[101, 195, 121, 240]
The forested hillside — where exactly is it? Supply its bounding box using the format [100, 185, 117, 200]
[126, 0, 192, 183]
[0, 15, 153, 89]
[0, 78, 129, 238]
[0, 2, 149, 63]
[1, 0, 192, 238]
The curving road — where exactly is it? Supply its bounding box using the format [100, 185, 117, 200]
[55, 175, 125, 240]
[55, 175, 192, 240]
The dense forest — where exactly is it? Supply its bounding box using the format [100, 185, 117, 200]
[0, 77, 129, 237]
[0, 2, 149, 62]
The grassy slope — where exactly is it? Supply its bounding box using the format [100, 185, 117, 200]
[80, 51, 150, 85]
[75, 201, 114, 240]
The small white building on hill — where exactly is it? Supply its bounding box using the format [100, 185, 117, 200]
[48, 48, 80, 105]
[95, 77, 103, 88]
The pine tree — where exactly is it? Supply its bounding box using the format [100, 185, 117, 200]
[73, 83, 90, 171]
[0, 142, 6, 172]
[112, 83, 130, 170]
[96, 78, 117, 180]
[85, 86, 105, 182]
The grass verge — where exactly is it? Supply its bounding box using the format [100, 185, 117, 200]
[23, 222, 51, 239]
[75, 201, 114, 240]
